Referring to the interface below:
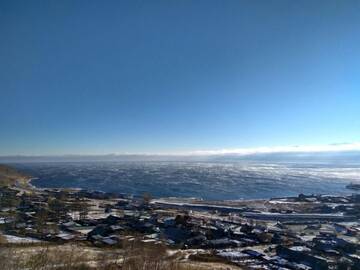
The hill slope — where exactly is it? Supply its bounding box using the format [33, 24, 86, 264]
[0, 164, 29, 187]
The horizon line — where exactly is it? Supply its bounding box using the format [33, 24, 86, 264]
[1, 142, 360, 157]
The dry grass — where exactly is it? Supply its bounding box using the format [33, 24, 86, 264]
[0, 240, 241, 270]
[0, 244, 92, 270]
[0, 164, 30, 187]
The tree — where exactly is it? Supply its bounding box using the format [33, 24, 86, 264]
[48, 197, 67, 221]
[35, 208, 48, 233]
[71, 198, 89, 220]
[142, 192, 152, 205]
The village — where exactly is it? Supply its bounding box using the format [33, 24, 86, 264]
[0, 169, 360, 270]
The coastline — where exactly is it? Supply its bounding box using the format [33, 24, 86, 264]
[26, 177, 38, 190]
[16, 161, 360, 201]
[15, 164, 360, 205]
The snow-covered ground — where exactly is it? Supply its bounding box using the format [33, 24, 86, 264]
[2, 234, 42, 243]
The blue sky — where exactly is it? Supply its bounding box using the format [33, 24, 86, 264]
[1, 1, 360, 155]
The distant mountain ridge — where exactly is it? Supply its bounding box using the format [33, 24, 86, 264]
[212, 151, 360, 164]
[1, 150, 360, 163]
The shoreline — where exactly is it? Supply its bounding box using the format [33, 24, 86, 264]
[27, 176, 360, 209]
[12, 162, 360, 202]
[19, 164, 360, 205]
[26, 177, 38, 190]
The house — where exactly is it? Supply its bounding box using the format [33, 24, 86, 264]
[88, 225, 113, 238]
[242, 249, 264, 258]
[332, 237, 358, 253]
[162, 227, 190, 244]
[101, 237, 118, 246]
[333, 223, 347, 234]
[163, 217, 176, 227]
[109, 225, 124, 232]
[104, 215, 122, 225]
[276, 245, 329, 270]
[185, 235, 207, 248]
[217, 250, 250, 261]
[207, 238, 239, 249]
[56, 233, 75, 241]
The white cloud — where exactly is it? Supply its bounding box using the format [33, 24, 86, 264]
[184, 142, 360, 156]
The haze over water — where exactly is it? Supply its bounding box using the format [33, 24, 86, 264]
[16, 162, 360, 200]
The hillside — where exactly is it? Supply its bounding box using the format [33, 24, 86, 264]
[0, 164, 30, 187]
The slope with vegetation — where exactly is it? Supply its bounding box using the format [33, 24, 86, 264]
[0, 164, 30, 188]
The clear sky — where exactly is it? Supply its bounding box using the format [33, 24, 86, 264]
[1, 0, 360, 155]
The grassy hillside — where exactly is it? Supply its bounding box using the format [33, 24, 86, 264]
[0, 164, 29, 187]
